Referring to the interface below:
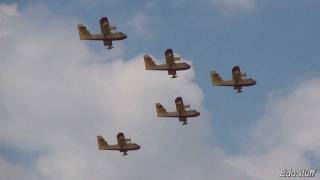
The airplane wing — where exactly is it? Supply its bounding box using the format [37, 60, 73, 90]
[164, 49, 176, 66]
[103, 40, 113, 49]
[232, 66, 242, 81]
[165, 55, 175, 66]
[179, 117, 187, 122]
[175, 97, 185, 113]
[168, 69, 177, 78]
[100, 17, 111, 36]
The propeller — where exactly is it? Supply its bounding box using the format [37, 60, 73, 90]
[110, 26, 117, 31]
[174, 56, 181, 61]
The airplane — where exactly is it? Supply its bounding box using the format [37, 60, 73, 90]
[144, 49, 191, 78]
[210, 66, 256, 93]
[156, 97, 200, 125]
[78, 17, 127, 49]
[97, 132, 140, 156]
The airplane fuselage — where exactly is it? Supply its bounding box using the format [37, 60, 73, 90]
[234, 79, 256, 93]
[178, 110, 200, 118]
[85, 32, 127, 41]
[119, 143, 141, 155]
[236, 79, 257, 87]
[119, 144, 141, 151]
[153, 63, 191, 71]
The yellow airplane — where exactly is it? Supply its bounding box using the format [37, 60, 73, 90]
[78, 17, 127, 49]
[97, 132, 140, 156]
[144, 49, 191, 78]
[156, 97, 200, 125]
[211, 66, 256, 93]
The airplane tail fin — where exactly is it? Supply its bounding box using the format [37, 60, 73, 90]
[78, 24, 92, 40]
[210, 71, 223, 86]
[144, 55, 156, 70]
[156, 103, 167, 116]
[97, 135, 109, 150]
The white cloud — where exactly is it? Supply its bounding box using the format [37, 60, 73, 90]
[228, 79, 320, 179]
[0, 3, 249, 180]
[211, 0, 256, 12]
[0, 156, 40, 180]
[0, 3, 19, 39]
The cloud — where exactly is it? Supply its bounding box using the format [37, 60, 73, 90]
[228, 79, 320, 179]
[0, 3, 250, 180]
[211, 0, 257, 12]
[0, 156, 40, 180]
[0, 3, 19, 39]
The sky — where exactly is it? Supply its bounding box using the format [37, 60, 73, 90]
[0, 0, 320, 179]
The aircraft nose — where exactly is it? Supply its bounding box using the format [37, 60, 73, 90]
[185, 63, 191, 69]
[136, 144, 141, 149]
[252, 80, 257, 85]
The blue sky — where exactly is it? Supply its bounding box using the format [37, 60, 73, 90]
[1, 0, 320, 179]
